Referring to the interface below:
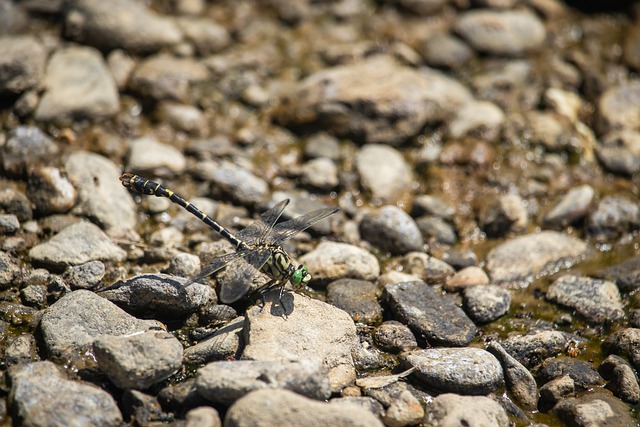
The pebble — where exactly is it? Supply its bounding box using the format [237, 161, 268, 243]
[164, 251, 201, 278]
[447, 100, 505, 141]
[402, 348, 502, 395]
[183, 316, 244, 364]
[355, 144, 413, 204]
[401, 252, 456, 283]
[444, 266, 490, 291]
[479, 194, 528, 238]
[242, 292, 358, 391]
[304, 133, 341, 161]
[101, 273, 213, 318]
[1, 125, 58, 177]
[411, 195, 454, 220]
[39, 290, 160, 361]
[454, 10, 546, 56]
[597, 81, 640, 134]
[538, 357, 604, 389]
[129, 54, 210, 102]
[65, 150, 137, 237]
[299, 241, 380, 282]
[385, 281, 477, 346]
[277, 55, 471, 146]
[9, 361, 123, 426]
[93, 330, 183, 390]
[596, 256, 640, 291]
[539, 375, 575, 410]
[196, 359, 331, 406]
[126, 136, 187, 177]
[546, 275, 624, 323]
[463, 285, 511, 323]
[177, 17, 230, 55]
[198, 160, 269, 206]
[65, 0, 182, 54]
[224, 389, 384, 427]
[185, 406, 222, 427]
[500, 330, 586, 368]
[487, 341, 538, 410]
[603, 328, 640, 370]
[106, 49, 135, 90]
[423, 393, 509, 427]
[0, 214, 19, 234]
[4, 334, 37, 366]
[34, 46, 119, 122]
[382, 389, 424, 427]
[155, 101, 207, 135]
[300, 157, 339, 191]
[419, 33, 474, 69]
[595, 130, 640, 175]
[20, 284, 47, 308]
[0, 35, 46, 94]
[330, 396, 384, 417]
[29, 221, 126, 268]
[158, 379, 207, 413]
[542, 184, 594, 228]
[121, 390, 168, 425]
[586, 195, 640, 240]
[599, 355, 640, 403]
[27, 166, 77, 214]
[359, 206, 424, 255]
[63, 260, 106, 290]
[553, 391, 637, 427]
[326, 278, 382, 325]
[373, 321, 418, 353]
[416, 216, 457, 245]
[485, 231, 587, 284]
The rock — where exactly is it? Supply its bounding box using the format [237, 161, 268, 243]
[304, 133, 341, 160]
[599, 355, 640, 404]
[0, 35, 46, 94]
[542, 184, 594, 228]
[4, 334, 37, 366]
[596, 256, 640, 291]
[185, 406, 222, 427]
[546, 275, 624, 323]
[485, 231, 587, 284]
[373, 321, 418, 353]
[106, 49, 135, 89]
[20, 284, 47, 308]
[242, 292, 358, 391]
[27, 166, 77, 215]
[419, 33, 474, 69]
[603, 328, 640, 370]
[411, 195, 455, 220]
[158, 379, 208, 413]
[454, 10, 546, 56]
[126, 136, 187, 177]
[382, 389, 424, 427]
[554, 391, 637, 427]
[463, 285, 511, 323]
[225, 388, 384, 427]
[195, 359, 331, 406]
[586, 195, 640, 240]
[326, 279, 382, 325]
[537, 357, 604, 389]
[359, 206, 424, 255]
[487, 341, 537, 410]
[35, 46, 119, 123]
[385, 281, 477, 346]
[276, 55, 471, 146]
[1, 125, 58, 177]
[597, 81, 640, 134]
[155, 101, 207, 135]
[9, 361, 123, 427]
[183, 316, 244, 364]
[596, 130, 640, 175]
[0, 214, 19, 234]
[63, 260, 106, 290]
[444, 266, 490, 291]
[165, 252, 201, 278]
[299, 241, 380, 282]
[402, 348, 503, 395]
[355, 144, 413, 204]
[416, 216, 457, 245]
[300, 157, 339, 191]
[197, 160, 269, 206]
[177, 17, 230, 55]
[479, 194, 528, 238]
[65, 0, 182, 53]
[447, 100, 505, 141]
[29, 221, 126, 268]
[500, 330, 586, 368]
[539, 375, 575, 410]
[423, 393, 509, 427]
[121, 390, 168, 425]
[39, 290, 159, 360]
[129, 54, 209, 102]
[0, 252, 20, 287]
[401, 252, 455, 283]
[65, 150, 137, 237]
[100, 273, 213, 318]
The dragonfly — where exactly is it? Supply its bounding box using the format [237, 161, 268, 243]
[120, 173, 339, 304]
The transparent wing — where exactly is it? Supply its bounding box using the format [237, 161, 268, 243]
[187, 251, 245, 285]
[219, 249, 272, 303]
[236, 199, 290, 244]
[272, 207, 339, 244]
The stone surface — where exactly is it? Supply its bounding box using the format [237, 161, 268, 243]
[27, 166, 77, 215]
[500, 330, 587, 368]
[359, 206, 424, 255]
[126, 137, 187, 177]
[0, 35, 46, 94]
[487, 341, 538, 410]
[355, 144, 413, 204]
[543, 184, 594, 228]
[597, 81, 640, 134]
[1, 126, 58, 177]
[183, 316, 244, 364]
[326, 278, 382, 325]
[423, 393, 509, 427]
[299, 241, 380, 282]
[546, 275, 624, 323]
[463, 285, 511, 323]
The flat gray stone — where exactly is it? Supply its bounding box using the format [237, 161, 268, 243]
[1, 125, 58, 177]
[299, 241, 380, 282]
[197, 160, 269, 206]
[500, 330, 587, 368]
[463, 285, 511, 323]
[543, 184, 595, 228]
[359, 205, 424, 255]
[596, 130, 640, 175]
[183, 316, 244, 364]
[0, 35, 46, 94]
[125, 136, 186, 177]
[423, 394, 509, 427]
[355, 144, 413, 204]
[546, 275, 624, 323]
[326, 279, 382, 325]
[554, 391, 637, 427]
[597, 81, 640, 134]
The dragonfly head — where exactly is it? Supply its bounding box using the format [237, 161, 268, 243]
[290, 265, 311, 289]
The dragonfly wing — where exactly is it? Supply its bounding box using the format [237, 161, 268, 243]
[272, 207, 339, 244]
[218, 249, 272, 303]
[236, 199, 290, 244]
[187, 251, 244, 285]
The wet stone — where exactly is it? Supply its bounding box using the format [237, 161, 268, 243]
[485, 231, 587, 284]
[419, 33, 474, 69]
[224, 389, 384, 427]
[1, 126, 58, 178]
[400, 252, 455, 283]
[487, 341, 538, 410]
[597, 81, 640, 134]
[595, 130, 640, 175]
[444, 266, 490, 291]
[4, 334, 37, 367]
[29, 221, 126, 268]
[27, 166, 77, 215]
[374, 320, 418, 353]
[631, 309, 640, 328]
[300, 157, 339, 191]
[599, 355, 640, 404]
[603, 328, 640, 370]
[537, 357, 604, 390]
[299, 241, 380, 283]
[65, 150, 137, 237]
[0, 35, 46, 94]
[122, 389, 169, 425]
[65, 0, 182, 54]
[586, 195, 640, 240]
[463, 285, 511, 323]
[359, 206, 423, 255]
[158, 378, 208, 413]
[441, 249, 478, 270]
[542, 184, 594, 228]
[500, 330, 587, 369]
[20, 284, 47, 308]
[242, 292, 358, 391]
[416, 216, 457, 246]
[596, 256, 640, 291]
[546, 275, 624, 323]
[0, 214, 19, 234]
[423, 394, 509, 427]
[479, 194, 528, 238]
[539, 375, 575, 410]
[403, 347, 502, 395]
[63, 260, 106, 290]
[39, 290, 160, 360]
[553, 391, 637, 427]
[385, 281, 477, 346]
[93, 330, 183, 390]
[195, 359, 331, 406]
[9, 361, 123, 427]
[35, 46, 119, 123]
[326, 279, 382, 325]
[126, 136, 187, 177]
[355, 144, 413, 204]
[183, 316, 244, 364]
[100, 273, 213, 318]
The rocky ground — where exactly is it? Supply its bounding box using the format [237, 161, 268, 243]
[1, 0, 640, 426]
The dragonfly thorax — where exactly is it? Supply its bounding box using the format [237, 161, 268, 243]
[260, 245, 311, 289]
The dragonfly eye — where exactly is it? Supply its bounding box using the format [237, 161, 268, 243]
[291, 265, 311, 288]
